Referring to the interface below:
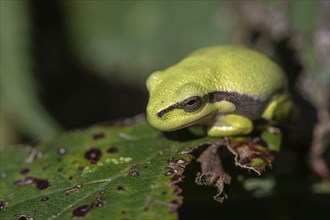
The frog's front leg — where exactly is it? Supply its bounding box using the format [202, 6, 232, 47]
[207, 114, 253, 137]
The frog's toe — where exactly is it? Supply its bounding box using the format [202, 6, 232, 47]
[207, 125, 252, 137]
[207, 114, 253, 137]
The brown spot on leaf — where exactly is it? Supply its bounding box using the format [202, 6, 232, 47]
[36, 179, 50, 190]
[92, 133, 105, 140]
[14, 176, 51, 190]
[68, 176, 74, 180]
[41, 197, 49, 202]
[129, 171, 140, 177]
[78, 166, 85, 171]
[72, 197, 105, 217]
[116, 185, 125, 191]
[107, 147, 119, 154]
[84, 148, 102, 164]
[20, 168, 30, 175]
[0, 199, 8, 209]
[72, 205, 90, 217]
[64, 183, 83, 196]
[57, 147, 67, 156]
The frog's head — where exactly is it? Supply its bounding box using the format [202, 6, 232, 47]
[146, 70, 215, 131]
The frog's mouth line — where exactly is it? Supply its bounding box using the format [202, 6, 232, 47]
[166, 112, 213, 131]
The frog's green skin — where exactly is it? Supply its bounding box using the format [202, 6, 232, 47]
[146, 45, 291, 137]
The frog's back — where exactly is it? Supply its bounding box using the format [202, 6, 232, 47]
[176, 45, 287, 100]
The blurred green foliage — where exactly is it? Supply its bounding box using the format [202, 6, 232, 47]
[65, 1, 235, 84]
[0, 1, 61, 147]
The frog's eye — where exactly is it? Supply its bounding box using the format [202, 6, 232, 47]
[182, 96, 204, 112]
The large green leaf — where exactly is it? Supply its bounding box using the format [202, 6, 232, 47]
[0, 116, 281, 220]
[0, 116, 202, 220]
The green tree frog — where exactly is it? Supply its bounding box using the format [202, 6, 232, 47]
[146, 45, 292, 137]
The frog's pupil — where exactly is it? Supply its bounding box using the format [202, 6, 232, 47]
[187, 99, 196, 105]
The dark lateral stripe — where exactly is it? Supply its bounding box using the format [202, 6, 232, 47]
[157, 103, 182, 118]
[208, 91, 267, 118]
[157, 91, 268, 119]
